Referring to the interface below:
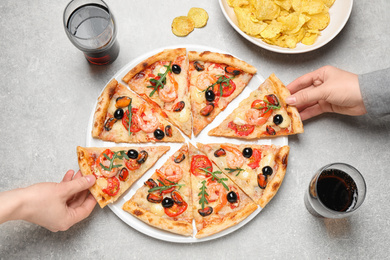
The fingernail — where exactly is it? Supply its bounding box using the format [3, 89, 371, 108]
[286, 96, 296, 105]
[85, 175, 96, 183]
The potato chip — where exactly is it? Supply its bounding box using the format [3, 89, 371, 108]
[301, 0, 327, 15]
[228, 0, 250, 8]
[274, 0, 292, 11]
[321, 0, 335, 8]
[250, 0, 281, 21]
[171, 16, 195, 37]
[234, 6, 267, 36]
[187, 7, 209, 28]
[306, 12, 330, 30]
[301, 31, 319, 45]
[260, 20, 283, 39]
[232, 0, 336, 48]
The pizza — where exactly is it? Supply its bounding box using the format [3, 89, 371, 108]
[208, 74, 304, 138]
[77, 146, 170, 208]
[188, 143, 258, 238]
[122, 144, 193, 236]
[91, 79, 185, 143]
[189, 51, 257, 136]
[122, 48, 192, 137]
[197, 143, 289, 208]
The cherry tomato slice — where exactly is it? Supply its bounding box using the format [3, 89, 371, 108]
[247, 149, 262, 169]
[190, 155, 213, 177]
[102, 176, 120, 196]
[190, 154, 213, 177]
[228, 121, 255, 136]
[122, 108, 141, 133]
[125, 158, 141, 171]
[213, 79, 236, 97]
[164, 201, 188, 217]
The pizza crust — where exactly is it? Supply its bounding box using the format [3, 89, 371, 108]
[188, 51, 257, 74]
[122, 48, 187, 83]
[123, 200, 193, 236]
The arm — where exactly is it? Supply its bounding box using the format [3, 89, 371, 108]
[359, 67, 390, 118]
[0, 170, 96, 232]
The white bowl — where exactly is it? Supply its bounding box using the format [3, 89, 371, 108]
[219, 0, 353, 54]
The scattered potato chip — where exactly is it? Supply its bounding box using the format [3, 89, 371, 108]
[228, 0, 336, 48]
[188, 8, 209, 28]
[171, 16, 195, 37]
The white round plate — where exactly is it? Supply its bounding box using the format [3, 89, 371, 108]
[86, 44, 288, 243]
[219, 0, 353, 54]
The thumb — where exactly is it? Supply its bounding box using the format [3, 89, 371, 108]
[63, 174, 96, 195]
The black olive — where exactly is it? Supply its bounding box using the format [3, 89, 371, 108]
[127, 149, 138, 159]
[205, 90, 215, 102]
[154, 129, 165, 140]
[172, 64, 181, 74]
[227, 191, 238, 203]
[262, 166, 273, 176]
[162, 197, 174, 208]
[114, 108, 124, 119]
[273, 114, 283, 125]
[242, 147, 253, 158]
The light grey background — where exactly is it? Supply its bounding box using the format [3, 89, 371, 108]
[1, 0, 389, 259]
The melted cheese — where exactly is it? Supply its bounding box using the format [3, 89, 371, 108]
[233, 116, 247, 125]
[239, 170, 250, 181]
[151, 203, 165, 216]
[260, 153, 276, 169]
[191, 89, 205, 104]
[276, 110, 291, 128]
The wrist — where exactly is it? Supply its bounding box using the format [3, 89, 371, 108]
[0, 188, 27, 224]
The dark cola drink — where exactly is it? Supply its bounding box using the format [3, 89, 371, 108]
[304, 163, 366, 218]
[317, 169, 358, 212]
[65, 2, 119, 65]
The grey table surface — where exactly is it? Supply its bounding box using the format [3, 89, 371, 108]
[1, 0, 390, 259]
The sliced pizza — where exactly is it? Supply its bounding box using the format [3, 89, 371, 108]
[91, 79, 185, 143]
[122, 48, 192, 137]
[77, 145, 170, 208]
[122, 144, 193, 236]
[197, 143, 289, 208]
[208, 74, 304, 138]
[189, 51, 257, 136]
[188, 143, 258, 239]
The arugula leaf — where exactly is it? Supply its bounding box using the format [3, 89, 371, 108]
[225, 167, 245, 176]
[147, 62, 172, 97]
[147, 179, 184, 193]
[198, 180, 209, 210]
[99, 150, 129, 172]
[127, 99, 133, 136]
[202, 75, 235, 96]
[200, 167, 230, 191]
[255, 100, 281, 114]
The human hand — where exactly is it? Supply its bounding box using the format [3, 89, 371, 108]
[19, 170, 96, 232]
[285, 66, 367, 121]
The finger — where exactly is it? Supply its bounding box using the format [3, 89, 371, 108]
[62, 170, 75, 182]
[63, 174, 96, 196]
[72, 170, 83, 180]
[299, 104, 325, 121]
[286, 67, 326, 94]
[69, 194, 97, 224]
[285, 84, 329, 108]
[68, 189, 90, 208]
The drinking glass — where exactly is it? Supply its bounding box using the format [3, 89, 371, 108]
[304, 163, 366, 218]
[63, 0, 119, 65]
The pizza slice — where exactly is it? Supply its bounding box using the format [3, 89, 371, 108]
[77, 145, 170, 208]
[122, 144, 193, 236]
[188, 143, 258, 239]
[91, 79, 185, 143]
[197, 142, 289, 208]
[188, 51, 257, 136]
[122, 48, 192, 137]
[208, 74, 304, 138]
